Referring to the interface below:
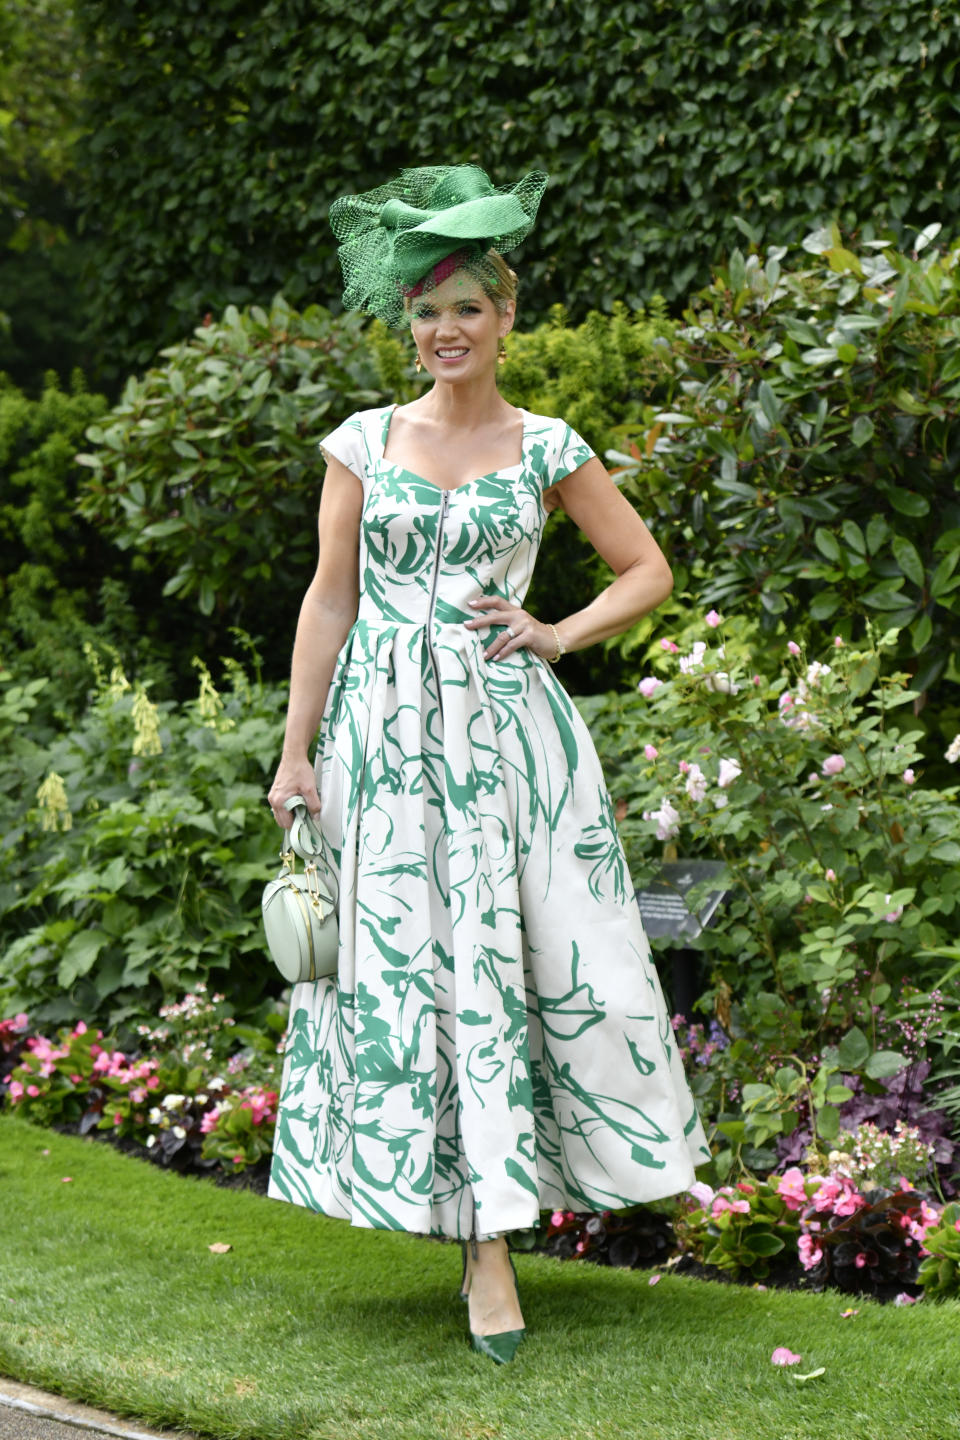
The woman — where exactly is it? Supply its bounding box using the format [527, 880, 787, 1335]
[267, 164, 708, 1364]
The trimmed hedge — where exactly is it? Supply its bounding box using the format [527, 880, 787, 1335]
[74, 0, 960, 378]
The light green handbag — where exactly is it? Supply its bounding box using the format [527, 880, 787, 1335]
[262, 795, 339, 983]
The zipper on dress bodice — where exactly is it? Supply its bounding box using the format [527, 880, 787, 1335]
[426, 490, 450, 721]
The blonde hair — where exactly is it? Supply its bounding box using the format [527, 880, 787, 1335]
[483, 249, 519, 314]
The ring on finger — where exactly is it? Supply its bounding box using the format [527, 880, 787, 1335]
[505, 625, 516, 638]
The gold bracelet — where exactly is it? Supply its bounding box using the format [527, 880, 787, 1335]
[546, 623, 565, 664]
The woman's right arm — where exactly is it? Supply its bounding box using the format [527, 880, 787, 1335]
[267, 456, 363, 829]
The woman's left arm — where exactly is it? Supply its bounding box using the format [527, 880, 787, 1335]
[466, 457, 672, 662]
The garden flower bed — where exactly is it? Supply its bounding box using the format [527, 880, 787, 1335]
[3, 991, 958, 1306]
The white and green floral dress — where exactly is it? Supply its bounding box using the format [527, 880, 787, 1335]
[268, 405, 709, 1237]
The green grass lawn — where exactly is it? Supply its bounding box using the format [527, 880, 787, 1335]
[1, 1115, 959, 1440]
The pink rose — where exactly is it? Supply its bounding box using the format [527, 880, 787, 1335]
[705, 610, 722, 628]
[825, 868, 836, 882]
[834, 636, 844, 647]
[902, 768, 915, 785]
[822, 754, 846, 776]
[660, 639, 679, 653]
[643, 744, 658, 760]
[787, 641, 801, 656]
[638, 677, 662, 698]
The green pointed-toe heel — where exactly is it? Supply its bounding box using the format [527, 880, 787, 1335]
[460, 1240, 525, 1365]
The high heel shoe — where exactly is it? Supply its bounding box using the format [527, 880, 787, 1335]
[459, 1240, 525, 1365]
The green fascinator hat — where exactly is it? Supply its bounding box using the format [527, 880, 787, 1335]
[329, 163, 548, 327]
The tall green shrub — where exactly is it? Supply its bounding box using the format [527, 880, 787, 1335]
[0, 371, 156, 711]
[613, 226, 960, 713]
[73, 0, 960, 377]
[76, 299, 390, 675]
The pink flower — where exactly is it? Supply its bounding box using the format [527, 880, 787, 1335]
[752, 674, 761, 686]
[685, 763, 708, 802]
[660, 639, 679, 653]
[854, 1252, 869, 1269]
[834, 636, 844, 648]
[678, 759, 690, 774]
[822, 754, 846, 776]
[8, 1080, 24, 1101]
[644, 744, 658, 760]
[705, 610, 722, 628]
[638, 677, 662, 698]
[199, 1110, 221, 1135]
[26, 1084, 40, 1097]
[825, 868, 836, 882]
[643, 799, 681, 841]
[711, 1194, 750, 1218]
[575, 1240, 587, 1254]
[953, 1217, 960, 1233]
[798, 1235, 823, 1270]
[776, 1168, 808, 1210]
[113, 1112, 123, 1127]
[687, 1181, 715, 1208]
[648, 1273, 661, 1285]
[902, 768, 915, 785]
[771, 1348, 802, 1367]
[550, 1210, 565, 1227]
[61, 1176, 73, 1184]
[893, 1293, 919, 1306]
[788, 641, 801, 656]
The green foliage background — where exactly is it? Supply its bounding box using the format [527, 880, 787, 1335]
[68, 0, 960, 381]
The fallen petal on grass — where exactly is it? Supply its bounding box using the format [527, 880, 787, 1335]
[208, 1242, 233, 1254]
[792, 1368, 826, 1383]
[648, 1273, 661, 1286]
[840, 1309, 860, 1319]
[771, 1347, 802, 1366]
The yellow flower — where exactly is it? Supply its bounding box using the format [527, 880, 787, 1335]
[131, 687, 163, 756]
[36, 772, 72, 831]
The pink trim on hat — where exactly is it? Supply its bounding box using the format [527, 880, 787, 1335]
[402, 249, 472, 298]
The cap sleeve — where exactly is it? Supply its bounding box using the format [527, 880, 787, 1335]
[548, 419, 596, 484]
[318, 413, 367, 479]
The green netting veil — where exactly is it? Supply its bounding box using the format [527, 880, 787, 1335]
[329, 164, 548, 327]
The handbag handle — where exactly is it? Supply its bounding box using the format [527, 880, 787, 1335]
[282, 794, 324, 860]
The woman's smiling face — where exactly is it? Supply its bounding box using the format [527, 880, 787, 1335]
[409, 270, 515, 381]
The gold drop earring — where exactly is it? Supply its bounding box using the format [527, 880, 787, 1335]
[414, 350, 422, 373]
[497, 338, 507, 366]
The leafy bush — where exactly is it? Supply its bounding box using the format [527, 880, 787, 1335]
[75, 299, 390, 676]
[673, 1176, 799, 1280]
[0, 0, 91, 391]
[614, 227, 960, 709]
[580, 616, 960, 1022]
[0, 371, 158, 712]
[0, 649, 286, 1030]
[72, 0, 960, 377]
